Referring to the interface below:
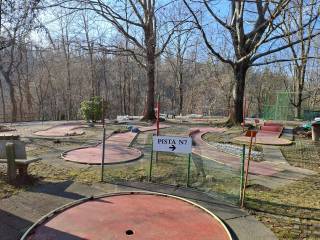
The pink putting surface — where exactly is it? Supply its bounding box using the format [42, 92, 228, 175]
[63, 132, 142, 164]
[26, 193, 231, 240]
[63, 145, 142, 164]
[233, 136, 292, 146]
[34, 124, 84, 137]
[234, 123, 291, 146]
[192, 129, 279, 176]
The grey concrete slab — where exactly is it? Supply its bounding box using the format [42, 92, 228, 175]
[263, 146, 288, 164]
[226, 215, 277, 240]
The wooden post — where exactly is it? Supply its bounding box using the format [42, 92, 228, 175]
[6, 142, 16, 182]
[241, 130, 256, 208]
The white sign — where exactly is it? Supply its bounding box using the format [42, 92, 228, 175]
[153, 136, 192, 154]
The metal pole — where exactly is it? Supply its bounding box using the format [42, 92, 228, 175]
[239, 144, 246, 204]
[156, 95, 160, 163]
[102, 99, 105, 128]
[149, 136, 154, 182]
[156, 95, 160, 136]
[187, 153, 192, 187]
[101, 127, 106, 182]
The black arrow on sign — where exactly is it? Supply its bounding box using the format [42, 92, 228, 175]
[169, 145, 176, 151]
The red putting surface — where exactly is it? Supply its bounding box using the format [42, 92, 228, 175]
[233, 123, 292, 146]
[63, 132, 142, 164]
[34, 124, 84, 137]
[63, 145, 142, 164]
[25, 193, 231, 240]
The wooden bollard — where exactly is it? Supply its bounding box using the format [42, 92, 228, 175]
[6, 142, 16, 182]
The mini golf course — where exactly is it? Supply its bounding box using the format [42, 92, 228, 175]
[22, 192, 232, 240]
[34, 124, 85, 137]
[191, 127, 280, 176]
[62, 124, 169, 165]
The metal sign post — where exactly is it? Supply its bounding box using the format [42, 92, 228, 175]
[101, 127, 106, 182]
[239, 144, 246, 204]
[155, 95, 160, 163]
[187, 153, 192, 187]
[150, 135, 193, 186]
[149, 137, 154, 182]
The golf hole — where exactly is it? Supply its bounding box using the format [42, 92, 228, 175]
[126, 229, 134, 235]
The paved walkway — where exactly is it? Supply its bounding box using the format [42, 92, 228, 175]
[0, 181, 277, 240]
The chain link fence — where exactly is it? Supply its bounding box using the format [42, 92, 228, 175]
[103, 127, 242, 206]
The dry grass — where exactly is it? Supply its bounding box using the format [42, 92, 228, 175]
[246, 174, 320, 239]
[281, 137, 320, 172]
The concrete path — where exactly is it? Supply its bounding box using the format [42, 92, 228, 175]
[0, 181, 277, 240]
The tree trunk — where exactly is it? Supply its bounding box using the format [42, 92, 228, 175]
[0, 79, 6, 122]
[1, 69, 17, 122]
[66, 60, 72, 120]
[295, 88, 303, 119]
[178, 71, 183, 115]
[228, 63, 248, 124]
[8, 82, 17, 122]
[142, 51, 156, 120]
[294, 65, 306, 119]
[142, 18, 156, 121]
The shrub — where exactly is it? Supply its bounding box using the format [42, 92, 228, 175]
[80, 96, 103, 122]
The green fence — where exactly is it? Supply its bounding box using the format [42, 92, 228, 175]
[102, 129, 242, 206]
[263, 91, 295, 121]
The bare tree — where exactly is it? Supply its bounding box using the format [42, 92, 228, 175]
[59, 0, 181, 120]
[183, 0, 320, 124]
[0, 0, 40, 122]
[281, 0, 319, 118]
